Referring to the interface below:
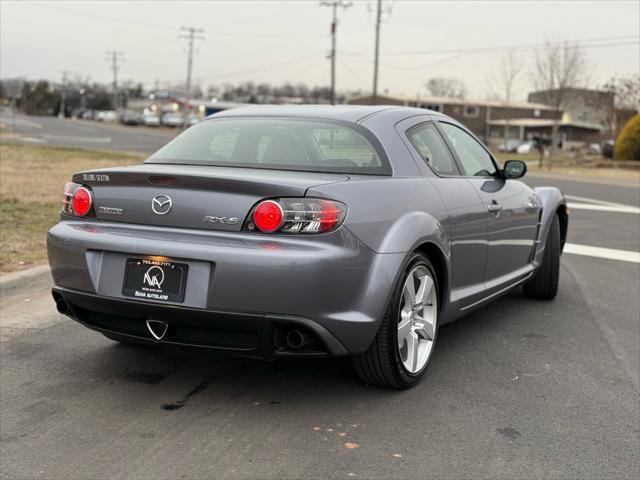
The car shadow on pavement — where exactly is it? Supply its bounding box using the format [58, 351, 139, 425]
[68, 287, 555, 411]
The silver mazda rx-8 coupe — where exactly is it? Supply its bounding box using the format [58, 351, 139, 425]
[48, 106, 567, 388]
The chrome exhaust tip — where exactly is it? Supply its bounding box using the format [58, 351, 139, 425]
[285, 329, 312, 349]
[55, 298, 69, 315]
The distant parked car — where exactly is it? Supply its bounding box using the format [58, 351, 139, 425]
[516, 141, 534, 154]
[96, 110, 118, 122]
[81, 110, 96, 120]
[498, 139, 521, 153]
[185, 114, 201, 127]
[161, 112, 184, 127]
[121, 111, 141, 126]
[143, 113, 161, 127]
[602, 140, 615, 159]
[589, 143, 602, 155]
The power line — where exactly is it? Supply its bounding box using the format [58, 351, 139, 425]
[27, 1, 324, 38]
[105, 51, 124, 109]
[31, 1, 177, 31]
[179, 26, 205, 97]
[380, 35, 640, 57]
[320, 0, 352, 105]
[199, 52, 325, 81]
[338, 59, 369, 90]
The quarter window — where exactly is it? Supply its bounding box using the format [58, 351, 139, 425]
[407, 124, 458, 175]
[439, 123, 497, 177]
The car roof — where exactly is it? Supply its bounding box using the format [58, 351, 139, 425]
[209, 104, 429, 123]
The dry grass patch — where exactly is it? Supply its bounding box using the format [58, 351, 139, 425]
[0, 143, 144, 273]
[495, 152, 640, 185]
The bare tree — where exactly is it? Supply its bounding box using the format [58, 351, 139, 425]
[487, 49, 523, 141]
[601, 74, 640, 136]
[425, 77, 467, 99]
[533, 39, 590, 168]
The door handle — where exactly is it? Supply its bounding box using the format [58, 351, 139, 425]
[487, 202, 503, 213]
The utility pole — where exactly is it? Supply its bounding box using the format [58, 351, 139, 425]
[58, 70, 70, 118]
[106, 51, 124, 110]
[372, 0, 382, 105]
[371, 0, 392, 105]
[320, 1, 352, 105]
[179, 26, 205, 98]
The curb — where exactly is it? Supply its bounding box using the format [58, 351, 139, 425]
[0, 264, 50, 291]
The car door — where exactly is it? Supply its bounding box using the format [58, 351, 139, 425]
[437, 122, 540, 290]
[397, 117, 490, 308]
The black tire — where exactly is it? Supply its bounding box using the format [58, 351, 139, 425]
[523, 214, 561, 300]
[352, 253, 438, 389]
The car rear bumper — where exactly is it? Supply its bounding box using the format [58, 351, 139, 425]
[52, 287, 349, 357]
[47, 220, 406, 355]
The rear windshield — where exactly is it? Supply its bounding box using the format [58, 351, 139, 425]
[147, 117, 390, 175]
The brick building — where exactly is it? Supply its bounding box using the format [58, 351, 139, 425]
[348, 94, 602, 147]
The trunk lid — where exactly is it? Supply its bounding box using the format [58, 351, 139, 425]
[73, 164, 349, 231]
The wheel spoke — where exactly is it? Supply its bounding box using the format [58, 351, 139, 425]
[403, 275, 416, 306]
[415, 313, 435, 341]
[421, 275, 434, 304]
[406, 332, 419, 372]
[397, 312, 412, 346]
[415, 274, 431, 304]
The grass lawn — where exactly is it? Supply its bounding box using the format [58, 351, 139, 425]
[0, 143, 144, 273]
[494, 152, 640, 184]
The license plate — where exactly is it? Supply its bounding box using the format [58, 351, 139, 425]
[122, 258, 188, 303]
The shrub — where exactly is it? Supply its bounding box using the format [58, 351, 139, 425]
[614, 114, 640, 160]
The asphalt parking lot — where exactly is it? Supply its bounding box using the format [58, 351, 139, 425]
[0, 110, 176, 154]
[1, 118, 639, 479]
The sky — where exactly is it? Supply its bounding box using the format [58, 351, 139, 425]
[1, 0, 639, 101]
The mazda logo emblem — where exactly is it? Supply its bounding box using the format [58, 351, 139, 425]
[151, 195, 172, 215]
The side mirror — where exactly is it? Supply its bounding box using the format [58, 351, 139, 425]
[503, 160, 527, 179]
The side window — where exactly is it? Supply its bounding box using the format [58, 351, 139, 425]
[407, 123, 458, 176]
[440, 123, 497, 177]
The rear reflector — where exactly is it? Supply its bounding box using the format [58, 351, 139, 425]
[246, 198, 346, 234]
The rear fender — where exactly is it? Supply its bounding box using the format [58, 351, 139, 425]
[533, 186, 567, 265]
[359, 211, 453, 320]
[376, 211, 449, 256]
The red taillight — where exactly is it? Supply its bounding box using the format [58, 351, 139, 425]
[318, 199, 342, 232]
[246, 198, 347, 234]
[72, 187, 92, 217]
[253, 200, 284, 233]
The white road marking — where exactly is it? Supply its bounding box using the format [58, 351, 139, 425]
[567, 202, 640, 214]
[564, 243, 640, 264]
[19, 136, 45, 143]
[41, 134, 112, 144]
[564, 195, 624, 206]
[12, 118, 42, 128]
[564, 195, 640, 214]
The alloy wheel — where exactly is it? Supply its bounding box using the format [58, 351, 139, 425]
[397, 265, 437, 373]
